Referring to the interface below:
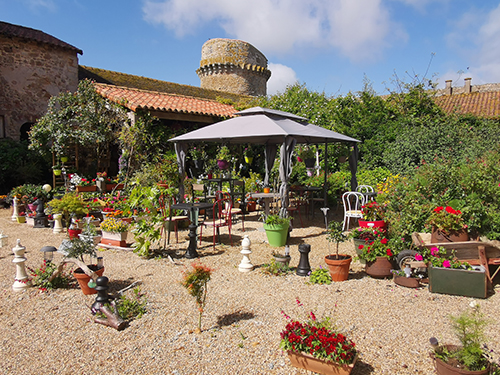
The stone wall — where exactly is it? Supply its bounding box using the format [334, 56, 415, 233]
[197, 39, 271, 96]
[0, 35, 79, 140]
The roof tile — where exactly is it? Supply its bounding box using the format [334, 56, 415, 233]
[434, 91, 500, 118]
[94, 83, 237, 118]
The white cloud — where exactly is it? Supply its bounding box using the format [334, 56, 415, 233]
[446, 3, 500, 84]
[23, 0, 56, 12]
[267, 63, 298, 95]
[143, 0, 406, 63]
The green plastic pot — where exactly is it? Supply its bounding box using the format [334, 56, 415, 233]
[263, 222, 289, 247]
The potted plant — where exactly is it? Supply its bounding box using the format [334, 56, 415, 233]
[79, 217, 101, 245]
[359, 201, 386, 228]
[243, 146, 254, 164]
[263, 214, 290, 247]
[190, 146, 206, 171]
[16, 211, 26, 224]
[52, 164, 62, 176]
[71, 174, 97, 193]
[357, 228, 395, 278]
[348, 227, 376, 264]
[272, 246, 291, 267]
[324, 221, 351, 282]
[429, 301, 496, 375]
[391, 268, 422, 288]
[417, 246, 487, 298]
[64, 236, 104, 295]
[426, 205, 469, 243]
[280, 299, 357, 374]
[216, 145, 231, 170]
[100, 217, 130, 247]
[48, 193, 88, 229]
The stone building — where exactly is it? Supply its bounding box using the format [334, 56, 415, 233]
[197, 38, 271, 96]
[0, 21, 82, 141]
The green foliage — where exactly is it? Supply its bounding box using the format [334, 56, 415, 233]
[264, 214, 291, 226]
[130, 153, 180, 188]
[48, 193, 88, 224]
[434, 303, 490, 371]
[29, 79, 127, 158]
[65, 236, 97, 263]
[327, 221, 347, 256]
[116, 288, 148, 320]
[216, 145, 231, 160]
[0, 139, 49, 194]
[308, 267, 332, 285]
[261, 259, 293, 276]
[28, 260, 72, 291]
[379, 151, 500, 240]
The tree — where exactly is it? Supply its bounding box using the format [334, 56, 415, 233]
[29, 79, 127, 167]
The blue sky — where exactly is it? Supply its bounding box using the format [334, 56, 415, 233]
[2, 0, 500, 96]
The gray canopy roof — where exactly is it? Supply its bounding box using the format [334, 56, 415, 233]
[169, 107, 360, 145]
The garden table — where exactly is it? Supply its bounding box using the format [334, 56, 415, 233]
[301, 186, 323, 219]
[249, 192, 279, 218]
[170, 202, 214, 258]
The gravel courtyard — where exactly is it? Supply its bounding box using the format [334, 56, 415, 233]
[1, 207, 500, 375]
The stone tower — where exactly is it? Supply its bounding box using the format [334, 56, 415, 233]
[196, 38, 271, 97]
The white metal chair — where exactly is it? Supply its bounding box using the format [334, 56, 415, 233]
[341, 192, 365, 231]
[356, 185, 374, 193]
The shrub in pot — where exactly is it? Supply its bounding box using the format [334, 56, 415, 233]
[325, 221, 351, 282]
[429, 301, 498, 374]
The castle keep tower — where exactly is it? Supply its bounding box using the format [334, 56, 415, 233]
[196, 38, 271, 97]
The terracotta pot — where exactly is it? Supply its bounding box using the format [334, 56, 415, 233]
[393, 274, 420, 288]
[263, 187, 270, 193]
[325, 254, 352, 282]
[287, 351, 357, 375]
[73, 266, 105, 295]
[430, 345, 490, 375]
[358, 220, 387, 229]
[106, 183, 124, 191]
[431, 227, 469, 243]
[247, 201, 256, 212]
[365, 257, 393, 278]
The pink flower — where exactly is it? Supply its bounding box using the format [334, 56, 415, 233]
[415, 253, 423, 261]
[430, 247, 439, 256]
[442, 260, 451, 268]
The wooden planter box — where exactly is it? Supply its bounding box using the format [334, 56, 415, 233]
[76, 185, 97, 193]
[429, 265, 487, 298]
[101, 231, 127, 247]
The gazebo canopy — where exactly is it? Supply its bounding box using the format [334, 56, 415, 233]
[169, 107, 359, 145]
[169, 107, 361, 218]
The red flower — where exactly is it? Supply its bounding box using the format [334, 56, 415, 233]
[380, 238, 388, 245]
[386, 249, 393, 257]
[434, 206, 444, 213]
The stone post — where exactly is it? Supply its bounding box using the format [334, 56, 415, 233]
[238, 235, 253, 272]
[12, 239, 31, 291]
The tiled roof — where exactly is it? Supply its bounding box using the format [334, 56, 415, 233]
[0, 21, 82, 54]
[433, 91, 500, 118]
[79, 65, 249, 103]
[94, 83, 237, 118]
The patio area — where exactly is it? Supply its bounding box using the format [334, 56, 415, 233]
[2, 207, 500, 374]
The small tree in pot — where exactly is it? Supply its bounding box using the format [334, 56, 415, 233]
[324, 221, 352, 282]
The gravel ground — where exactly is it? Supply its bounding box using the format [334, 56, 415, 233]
[1, 206, 500, 375]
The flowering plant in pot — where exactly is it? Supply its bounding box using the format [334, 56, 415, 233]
[359, 201, 386, 228]
[426, 205, 469, 242]
[100, 217, 130, 233]
[280, 299, 357, 374]
[430, 301, 499, 375]
[325, 221, 351, 282]
[358, 229, 395, 278]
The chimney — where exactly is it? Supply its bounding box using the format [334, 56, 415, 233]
[445, 80, 452, 95]
[464, 77, 472, 93]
